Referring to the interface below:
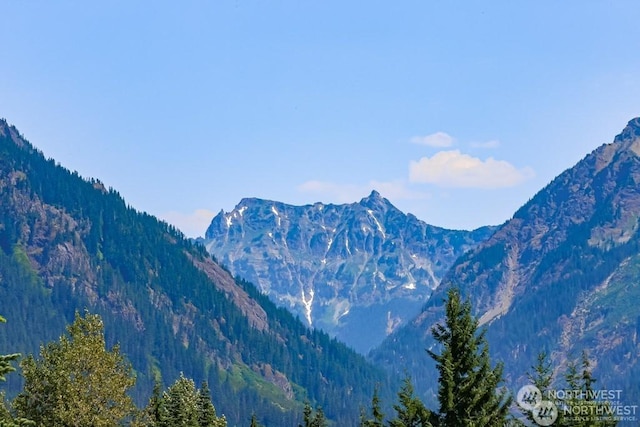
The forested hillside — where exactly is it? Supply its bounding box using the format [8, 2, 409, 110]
[370, 118, 640, 409]
[0, 119, 392, 426]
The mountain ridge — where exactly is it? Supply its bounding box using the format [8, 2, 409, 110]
[202, 190, 495, 353]
[370, 118, 640, 407]
[0, 118, 392, 425]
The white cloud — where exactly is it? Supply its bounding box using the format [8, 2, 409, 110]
[159, 209, 217, 238]
[470, 140, 500, 148]
[410, 132, 455, 147]
[409, 150, 534, 188]
[297, 180, 430, 202]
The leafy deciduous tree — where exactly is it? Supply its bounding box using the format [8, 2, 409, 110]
[13, 311, 136, 426]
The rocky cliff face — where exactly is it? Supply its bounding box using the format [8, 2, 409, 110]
[370, 118, 640, 403]
[202, 191, 494, 353]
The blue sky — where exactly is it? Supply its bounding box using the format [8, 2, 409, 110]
[2, 1, 640, 236]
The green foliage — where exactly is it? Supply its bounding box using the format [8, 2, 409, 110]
[13, 311, 136, 426]
[560, 352, 617, 427]
[300, 402, 327, 427]
[0, 318, 32, 427]
[359, 385, 384, 427]
[388, 376, 433, 427]
[197, 381, 222, 427]
[428, 288, 511, 427]
[143, 374, 226, 427]
[162, 374, 200, 426]
[0, 120, 392, 425]
[249, 413, 262, 427]
[522, 352, 556, 426]
[141, 379, 164, 426]
[0, 317, 19, 383]
[520, 352, 621, 427]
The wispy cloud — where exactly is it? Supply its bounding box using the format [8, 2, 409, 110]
[409, 150, 534, 188]
[297, 180, 430, 202]
[159, 209, 217, 238]
[470, 140, 500, 148]
[410, 132, 455, 147]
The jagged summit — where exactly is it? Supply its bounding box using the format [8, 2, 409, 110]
[202, 192, 495, 353]
[360, 189, 382, 202]
[614, 116, 640, 143]
[358, 189, 392, 210]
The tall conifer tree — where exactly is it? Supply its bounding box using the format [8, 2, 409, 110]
[427, 288, 511, 427]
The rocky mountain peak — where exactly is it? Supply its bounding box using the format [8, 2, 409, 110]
[202, 193, 495, 353]
[0, 119, 26, 148]
[613, 117, 640, 144]
[358, 189, 391, 211]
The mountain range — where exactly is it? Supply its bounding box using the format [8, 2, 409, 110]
[4, 114, 640, 424]
[370, 118, 640, 407]
[0, 119, 392, 426]
[201, 192, 494, 353]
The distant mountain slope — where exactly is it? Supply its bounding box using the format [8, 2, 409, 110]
[0, 119, 391, 426]
[201, 192, 494, 353]
[370, 118, 640, 406]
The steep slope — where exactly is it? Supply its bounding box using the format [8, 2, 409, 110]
[370, 118, 640, 405]
[0, 119, 392, 426]
[201, 193, 494, 353]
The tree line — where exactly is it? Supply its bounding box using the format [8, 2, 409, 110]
[0, 289, 621, 426]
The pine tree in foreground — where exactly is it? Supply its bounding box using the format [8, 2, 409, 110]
[427, 288, 512, 427]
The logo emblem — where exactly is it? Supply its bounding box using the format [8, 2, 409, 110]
[532, 400, 558, 426]
[517, 385, 542, 411]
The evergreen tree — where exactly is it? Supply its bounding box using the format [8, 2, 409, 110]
[389, 376, 433, 427]
[0, 316, 19, 383]
[562, 352, 617, 427]
[427, 288, 511, 427]
[520, 351, 575, 427]
[360, 385, 385, 427]
[0, 393, 34, 426]
[162, 373, 200, 427]
[157, 374, 226, 427]
[528, 352, 554, 394]
[0, 316, 30, 426]
[13, 311, 136, 426]
[143, 378, 165, 426]
[249, 413, 262, 427]
[197, 381, 226, 427]
[300, 402, 327, 427]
